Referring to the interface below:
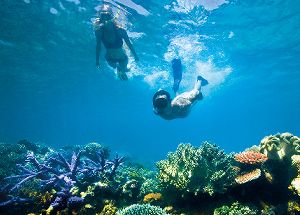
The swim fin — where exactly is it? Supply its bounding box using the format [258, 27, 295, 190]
[197, 75, 208, 86]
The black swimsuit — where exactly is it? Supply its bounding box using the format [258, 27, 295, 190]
[101, 25, 123, 49]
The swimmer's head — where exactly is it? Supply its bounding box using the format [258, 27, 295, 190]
[98, 4, 114, 23]
[153, 89, 171, 113]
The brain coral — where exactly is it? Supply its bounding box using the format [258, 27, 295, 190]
[116, 204, 168, 215]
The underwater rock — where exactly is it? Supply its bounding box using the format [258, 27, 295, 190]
[116, 204, 169, 215]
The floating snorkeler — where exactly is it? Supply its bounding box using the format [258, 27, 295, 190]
[152, 75, 208, 120]
[94, 4, 139, 80]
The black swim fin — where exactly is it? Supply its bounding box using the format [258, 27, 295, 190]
[197, 75, 208, 86]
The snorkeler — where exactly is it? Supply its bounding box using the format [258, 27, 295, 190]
[152, 75, 208, 120]
[94, 4, 139, 80]
[171, 58, 183, 95]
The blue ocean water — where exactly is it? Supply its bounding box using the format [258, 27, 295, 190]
[0, 0, 299, 164]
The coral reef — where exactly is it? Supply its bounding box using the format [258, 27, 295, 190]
[116, 204, 168, 215]
[234, 151, 267, 184]
[1, 134, 300, 215]
[156, 142, 236, 196]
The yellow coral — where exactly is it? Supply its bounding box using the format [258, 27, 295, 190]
[288, 201, 300, 213]
[290, 177, 300, 196]
[143, 193, 162, 203]
[97, 200, 117, 215]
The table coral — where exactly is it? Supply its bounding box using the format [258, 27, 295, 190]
[235, 169, 261, 184]
[234, 151, 268, 165]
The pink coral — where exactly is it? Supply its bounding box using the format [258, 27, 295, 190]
[234, 151, 268, 165]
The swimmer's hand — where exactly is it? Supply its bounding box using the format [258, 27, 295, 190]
[96, 62, 100, 69]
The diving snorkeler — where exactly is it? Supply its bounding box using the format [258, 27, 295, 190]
[152, 75, 208, 120]
[94, 4, 139, 80]
[171, 58, 183, 95]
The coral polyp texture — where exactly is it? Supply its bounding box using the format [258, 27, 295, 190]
[116, 204, 168, 215]
[234, 151, 268, 165]
[259, 132, 300, 160]
[156, 142, 236, 196]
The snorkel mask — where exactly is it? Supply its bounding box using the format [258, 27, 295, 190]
[98, 4, 114, 24]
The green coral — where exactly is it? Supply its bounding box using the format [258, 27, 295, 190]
[139, 178, 160, 198]
[0, 142, 27, 180]
[214, 202, 258, 215]
[156, 142, 235, 196]
[116, 204, 168, 215]
[84, 142, 110, 159]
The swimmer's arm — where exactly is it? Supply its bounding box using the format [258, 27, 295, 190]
[95, 29, 102, 66]
[120, 28, 139, 61]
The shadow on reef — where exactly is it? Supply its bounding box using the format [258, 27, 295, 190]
[1, 132, 300, 215]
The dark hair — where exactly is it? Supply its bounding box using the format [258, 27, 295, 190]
[153, 90, 171, 110]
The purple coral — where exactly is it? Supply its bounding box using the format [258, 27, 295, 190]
[48, 188, 84, 214]
[48, 151, 82, 180]
[106, 153, 125, 180]
[5, 152, 56, 192]
[82, 150, 125, 181]
[5, 151, 83, 192]
[0, 196, 32, 208]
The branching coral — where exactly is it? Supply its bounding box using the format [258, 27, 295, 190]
[156, 142, 236, 196]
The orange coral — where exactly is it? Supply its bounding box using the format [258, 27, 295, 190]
[235, 168, 261, 184]
[143, 193, 162, 203]
[235, 151, 268, 164]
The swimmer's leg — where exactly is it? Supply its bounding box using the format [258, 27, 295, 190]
[117, 57, 129, 81]
[191, 76, 208, 102]
[106, 59, 118, 69]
